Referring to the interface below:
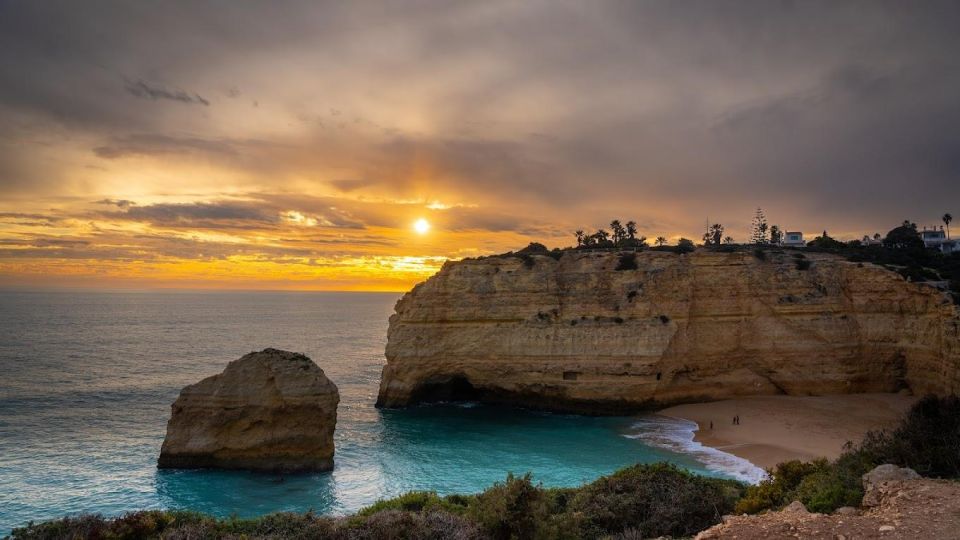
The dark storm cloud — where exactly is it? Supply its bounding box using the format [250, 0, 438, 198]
[124, 80, 209, 106]
[2, 1, 960, 239]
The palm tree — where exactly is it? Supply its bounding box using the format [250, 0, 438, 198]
[626, 221, 638, 240]
[575, 229, 584, 247]
[610, 220, 624, 244]
[944, 213, 953, 239]
[595, 229, 610, 244]
[655, 236, 666, 247]
[723, 236, 735, 244]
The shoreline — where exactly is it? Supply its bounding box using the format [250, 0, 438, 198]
[657, 393, 915, 471]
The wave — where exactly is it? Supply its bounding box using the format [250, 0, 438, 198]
[623, 415, 767, 484]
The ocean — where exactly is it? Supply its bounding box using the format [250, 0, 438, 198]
[0, 290, 763, 534]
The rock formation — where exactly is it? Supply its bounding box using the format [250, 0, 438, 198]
[695, 466, 959, 539]
[377, 250, 960, 413]
[158, 348, 339, 472]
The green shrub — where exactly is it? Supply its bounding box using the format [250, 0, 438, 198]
[570, 463, 744, 538]
[735, 460, 822, 514]
[467, 473, 554, 540]
[854, 394, 960, 478]
[358, 490, 470, 517]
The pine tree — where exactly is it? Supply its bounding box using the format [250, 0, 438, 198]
[751, 208, 769, 245]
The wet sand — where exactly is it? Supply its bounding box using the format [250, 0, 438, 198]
[658, 393, 915, 469]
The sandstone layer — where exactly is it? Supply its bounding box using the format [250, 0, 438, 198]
[377, 250, 960, 413]
[159, 348, 339, 472]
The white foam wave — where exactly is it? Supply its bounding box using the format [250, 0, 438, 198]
[624, 415, 768, 484]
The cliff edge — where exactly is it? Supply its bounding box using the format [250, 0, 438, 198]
[377, 249, 960, 414]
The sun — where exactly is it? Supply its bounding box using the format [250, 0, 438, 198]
[413, 218, 430, 235]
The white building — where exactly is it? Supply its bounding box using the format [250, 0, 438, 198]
[781, 231, 805, 247]
[921, 227, 948, 248]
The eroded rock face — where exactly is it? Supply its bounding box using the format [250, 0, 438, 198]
[158, 348, 339, 472]
[377, 250, 960, 414]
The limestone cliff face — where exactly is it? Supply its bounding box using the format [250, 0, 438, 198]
[376, 250, 960, 414]
[159, 348, 339, 472]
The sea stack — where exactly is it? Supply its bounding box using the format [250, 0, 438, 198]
[158, 348, 339, 472]
[377, 249, 960, 414]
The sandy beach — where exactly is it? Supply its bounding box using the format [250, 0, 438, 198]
[658, 393, 916, 470]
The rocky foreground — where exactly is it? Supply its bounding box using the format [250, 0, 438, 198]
[378, 249, 960, 413]
[158, 348, 339, 472]
[697, 466, 960, 539]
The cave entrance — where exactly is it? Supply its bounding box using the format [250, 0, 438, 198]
[410, 374, 483, 404]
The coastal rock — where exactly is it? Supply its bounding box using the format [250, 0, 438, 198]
[377, 250, 960, 413]
[158, 348, 339, 472]
[862, 465, 921, 507]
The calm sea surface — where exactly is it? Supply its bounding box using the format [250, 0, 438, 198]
[0, 290, 762, 534]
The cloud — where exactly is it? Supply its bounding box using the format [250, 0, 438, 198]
[329, 179, 378, 192]
[92, 134, 240, 159]
[95, 198, 135, 208]
[124, 79, 209, 106]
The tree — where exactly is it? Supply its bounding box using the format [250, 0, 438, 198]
[807, 230, 845, 250]
[677, 238, 695, 253]
[575, 229, 585, 247]
[883, 221, 923, 250]
[723, 236, 735, 244]
[945, 213, 953, 240]
[610, 220, 625, 244]
[626, 221, 638, 240]
[770, 225, 782, 245]
[750, 208, 769, 245]
[655, 236, 667, 247]
[709, 224, 724, 246]
[594, 229, 610, 245]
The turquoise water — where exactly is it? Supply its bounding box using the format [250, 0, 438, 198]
[0, 290, 758, 534]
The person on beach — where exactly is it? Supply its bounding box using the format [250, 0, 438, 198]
[709, 421, 713, 430]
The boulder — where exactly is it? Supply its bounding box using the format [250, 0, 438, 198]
[783, 500, 809, 514]
[158, 348, 339, 472]
[862, 464, 921, 507]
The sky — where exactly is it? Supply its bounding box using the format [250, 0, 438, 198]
[1, 1, 959, 290]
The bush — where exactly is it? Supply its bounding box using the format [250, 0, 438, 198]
[518, 242, 549, 254]
[570, 463, 744, 538]
[358, 490, 470, 517]
[854, 394, 960, 478]
[677, 238, 695, 254]
[753, 248, 767, 260]
[796, 258, 812, 270]
[467, 473, 553, 540]
[615, 253, 638, 271]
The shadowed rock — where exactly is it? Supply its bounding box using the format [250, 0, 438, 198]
[158, 348, 339, 472]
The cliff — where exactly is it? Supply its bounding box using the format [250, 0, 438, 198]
[159, 348, 339, 472]
[376, 249, 960, 414]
